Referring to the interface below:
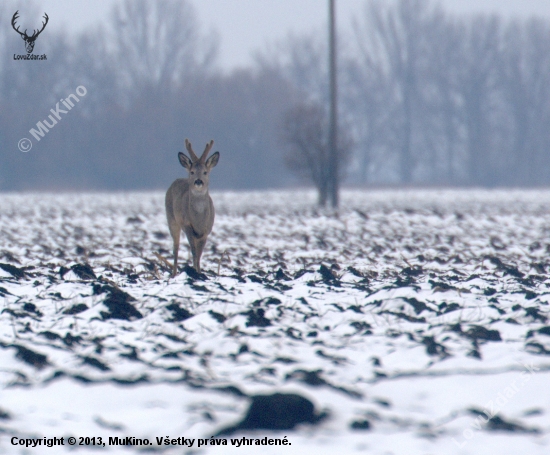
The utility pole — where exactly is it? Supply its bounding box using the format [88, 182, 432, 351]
[328, 0, 338, 208]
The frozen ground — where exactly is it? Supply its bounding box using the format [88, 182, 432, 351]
[0, 188, 549, 454]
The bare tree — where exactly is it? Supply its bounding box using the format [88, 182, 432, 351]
[457, 15, 503, 186]
[351, 0, 450, 184]
[282, 101, 352, 206]
[424, 13, 466, 183]
[109, 0, 218, 100]
[346, 9, 400, 184]
[6, 0, 550, 191]
[257, 31, 352, 203]
[500, 18, 550, 185]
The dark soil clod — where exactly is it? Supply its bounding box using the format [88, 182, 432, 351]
[82, 356, 110, 371]
[464, 325, 502, 342]
[70, 264, 97, 280]
[243, 308, 271, 327]
[319, 264, 340, 286]
[0, 263, 26, 279]
[216, 393, 327, 435]
[13, 345, 48, 369]
[63, 304, 89, 315]
[165, 303, 192, 322]
[350, 419, 371, 430]
[486, 415, 539, 434]
[94, 283, 143, 321]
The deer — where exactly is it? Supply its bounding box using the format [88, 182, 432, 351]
[11, 11, 49, 54]
[165, 139, 220, 276]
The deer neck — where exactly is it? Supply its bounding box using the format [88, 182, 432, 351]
[188, 188, 209, 214]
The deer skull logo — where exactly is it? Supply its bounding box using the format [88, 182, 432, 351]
[11, 10, 48, 54]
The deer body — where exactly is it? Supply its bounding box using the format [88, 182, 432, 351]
[165, 139, 219, 275]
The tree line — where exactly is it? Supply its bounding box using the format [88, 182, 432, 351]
[1, 0, 550, 193]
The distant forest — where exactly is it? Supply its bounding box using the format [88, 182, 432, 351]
[2, 0, 550, 191]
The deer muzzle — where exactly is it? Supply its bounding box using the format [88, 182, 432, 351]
[194, 179, 204, 188]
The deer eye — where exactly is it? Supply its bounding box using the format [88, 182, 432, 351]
[203, 171, 207, 175]
[190, 171, 195, 175]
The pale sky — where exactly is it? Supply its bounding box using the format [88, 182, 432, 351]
[33, 0, 550, 71]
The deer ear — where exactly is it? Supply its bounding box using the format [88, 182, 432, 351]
[205, 151, 220, 169]
[178, 152, 192, 170]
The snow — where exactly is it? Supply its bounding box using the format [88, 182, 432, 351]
[0, 188, 549, 454]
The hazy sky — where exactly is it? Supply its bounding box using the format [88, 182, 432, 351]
[34, 0, 550, 71]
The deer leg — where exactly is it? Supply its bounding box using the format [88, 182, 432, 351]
[184, 227, 199, 271]
[193, 236, 207, 274]
[167, 219, 181, 276]
[172, 239, 180, 276]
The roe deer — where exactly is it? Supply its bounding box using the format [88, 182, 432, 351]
[165, 139, 220, 276]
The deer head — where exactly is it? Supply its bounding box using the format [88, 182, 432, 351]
[12, 11, 49, 54]
[178, 139, 220, 194]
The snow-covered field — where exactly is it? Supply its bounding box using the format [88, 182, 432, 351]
[0, 189, 549, 454]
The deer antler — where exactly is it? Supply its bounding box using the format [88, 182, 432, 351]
[31, 13, 49, 39]
[11, 11, 26, 38]
[200, 140, 214, 162]
[185, 139, 199, 162]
